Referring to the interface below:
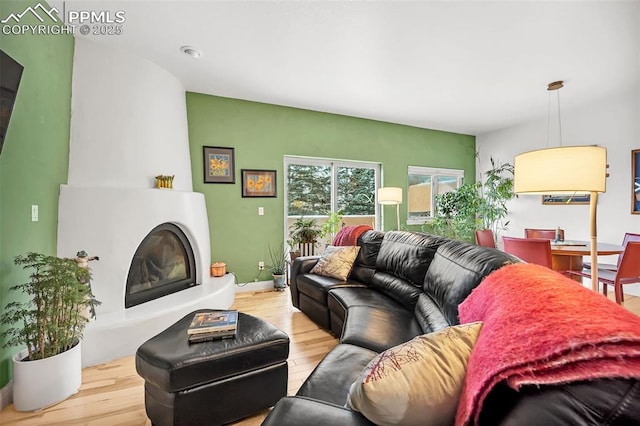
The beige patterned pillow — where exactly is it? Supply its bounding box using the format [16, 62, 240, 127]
[347, 322, 483, 426]
[310, 245, 360, 281]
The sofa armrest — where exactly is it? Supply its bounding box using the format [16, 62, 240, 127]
[262, 396, 374, 426]
[289, 256, 320, 308]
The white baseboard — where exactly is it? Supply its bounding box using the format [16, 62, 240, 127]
[0, 380, 13, 411]
[234, 279, 277, 293]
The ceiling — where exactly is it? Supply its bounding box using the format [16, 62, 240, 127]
[51, 0, 639, 136]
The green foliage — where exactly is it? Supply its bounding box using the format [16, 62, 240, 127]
[319, 210, 344, 240]
[268, 245, 287, 275]
[478, 158, 516, 236]
[337, 168, 375, 215]
[425, 158, 516, 242]
[287, 164, 331, 216]
[288, 216, 321, 247]
[288, 164, 376, 216]
[1, 253, 101, 361]
[426, 183, 483, 242]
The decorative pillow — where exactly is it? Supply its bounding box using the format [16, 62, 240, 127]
[347, 322, 483, 426]
[310, 245, 360, 281]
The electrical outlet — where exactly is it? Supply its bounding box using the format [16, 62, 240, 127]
[258, 261, 265, 270]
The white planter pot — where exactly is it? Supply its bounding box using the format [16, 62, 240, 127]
[12, 341, 82, 411]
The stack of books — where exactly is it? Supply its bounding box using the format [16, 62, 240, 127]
[187, 310, 238, 343]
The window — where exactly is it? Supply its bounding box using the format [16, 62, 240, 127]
[407, 166, 464, 225]
[285, 157, 380, 243]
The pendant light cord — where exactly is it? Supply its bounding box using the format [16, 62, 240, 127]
[556, 88, 563, 147]
[546, 81, 564, 148]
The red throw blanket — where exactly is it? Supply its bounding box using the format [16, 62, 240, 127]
[332, 225, 373, 246]
[455, 263, 640, 426]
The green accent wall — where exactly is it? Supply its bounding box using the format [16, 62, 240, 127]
[186, 93, 476, 283]
[0, 1, 74, 387]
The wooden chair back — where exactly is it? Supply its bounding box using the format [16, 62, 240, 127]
[475, 229, 496, 248]
[617, 233, 640, 269]
[502, 236, 553, 268]
[525, 228, 564, 241]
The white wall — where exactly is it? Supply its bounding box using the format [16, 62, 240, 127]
[68, 38, 193, 191]
[477, 89, 640, 294]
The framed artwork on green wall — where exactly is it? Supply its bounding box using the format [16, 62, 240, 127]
[203, 146, 235, 183]
[241, 169, 277, 197]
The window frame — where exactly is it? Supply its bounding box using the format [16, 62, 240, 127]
[407, 165, 465, 225]
[284, 155, 381, 222]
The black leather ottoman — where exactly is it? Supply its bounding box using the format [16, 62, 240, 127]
[135, 310, 290, 426]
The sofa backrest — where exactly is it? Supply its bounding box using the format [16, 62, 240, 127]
[415, 240, 519, 332]
[369, 231, 449, 309]
[349, 230, 384, 284]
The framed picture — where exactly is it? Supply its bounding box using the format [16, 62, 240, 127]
[203, 146, 235, 184]
[241, 169, 277, 198]
[542, 194, 591, 205]
[633, 149, 640, 214]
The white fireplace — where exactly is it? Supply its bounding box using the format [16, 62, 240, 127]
[56, 39, 234, 367]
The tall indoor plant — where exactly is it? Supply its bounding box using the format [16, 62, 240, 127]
[477, 157, 516, 237]
[1, 252, 100, 411]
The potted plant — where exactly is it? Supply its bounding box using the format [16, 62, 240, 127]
[477, 157, 516, 238]
[288, 216, 321, 259]
[424, 157, 516, 244]
[268, 245, 288, 291]
[319, 210, 344, 245]
[1, 252, 100, 411]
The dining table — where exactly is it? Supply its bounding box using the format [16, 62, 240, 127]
[550, 240, 624, 283]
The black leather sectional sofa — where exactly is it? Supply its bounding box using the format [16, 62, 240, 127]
[262, 230, 640, 425]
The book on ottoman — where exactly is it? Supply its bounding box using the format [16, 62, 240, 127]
[187, 310, 238, 335]
[188, 328, 236, 343]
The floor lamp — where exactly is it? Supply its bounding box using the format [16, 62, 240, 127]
[514, 146, 607, 290]
[378, 187, 403, 231]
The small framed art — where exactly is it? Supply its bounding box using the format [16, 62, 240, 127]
[542, 194, 590, 205]
[203, 146, 235, 184]
[633, 149, 640, 214]
[241, 169, 277, 198]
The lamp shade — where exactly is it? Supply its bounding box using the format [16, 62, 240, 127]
[378, 187, 403, 205]
[514, 146, 607, 194]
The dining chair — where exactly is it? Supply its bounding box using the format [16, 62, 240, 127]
[502, 236, 553, 268]
[475, 229, 496, 248]
[568, 242, 640, 305]
[524, 228, 565, 241]
[584, 232, 640, 272]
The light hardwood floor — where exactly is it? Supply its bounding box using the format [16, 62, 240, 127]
[1, 288, 639, 426]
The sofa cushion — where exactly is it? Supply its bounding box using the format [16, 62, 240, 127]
[375, 231, 448, 287]
[479, 378, 640, 425]
[420, 240, 518, 326]
[339, 306, 423, 353]
[328, 287, 407, 325]
[349, 230, 384, 283]
[328, 287, 405, 337]
[347, 322, 483, 426]
[311, 245, 361, 281]
[370, 231, 448, 309]
[296, 344, 379, 406]
[413, 293, 451, 334]
[297, 273, 345, 304]
[262, 396, 375, 426]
